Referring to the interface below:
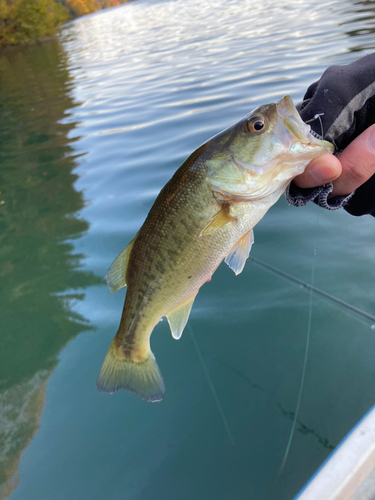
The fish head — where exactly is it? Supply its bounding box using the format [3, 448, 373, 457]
[206, 95, 334, 200]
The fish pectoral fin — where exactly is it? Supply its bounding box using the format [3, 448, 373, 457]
[166, 295, 196, 340]
[199, 204, 236, 237]
[225, 230, 254, 275]
[105, 237, 136, 292]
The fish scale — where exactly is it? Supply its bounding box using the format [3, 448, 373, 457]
[97, 95, 333, 402]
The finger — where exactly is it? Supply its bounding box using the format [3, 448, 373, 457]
[331, 124, 375, 197]
[293, 154, 342, 189]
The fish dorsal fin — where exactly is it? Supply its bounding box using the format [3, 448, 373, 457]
[166, 295, 196, 340]
[224, 230, 254, 275]
[105, 237, 135, 292]
[199, 204, 236, 237]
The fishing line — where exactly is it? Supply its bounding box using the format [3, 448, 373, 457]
[279, 208, 320, 473]
[188, 324, 236, 447]
[305, 113, 325, 139]
[249, 257, 375, 323]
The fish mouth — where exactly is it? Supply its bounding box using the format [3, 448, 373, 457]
[277, 95, 312, 143]
[277, 95, 334, 152]
[278, 95, 300, 121]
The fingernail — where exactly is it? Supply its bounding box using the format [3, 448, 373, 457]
[309, 164, 338, 183]
[368, 127, 375, 154]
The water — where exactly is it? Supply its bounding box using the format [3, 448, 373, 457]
[0, 0, 375, 498]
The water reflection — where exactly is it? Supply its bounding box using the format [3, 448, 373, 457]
[1, 0, 375, 498]
[0, 42, 100, 498]
[340, 0, 375, 52]
[202, 348, 335, 451]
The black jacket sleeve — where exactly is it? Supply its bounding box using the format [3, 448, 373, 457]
[286, 53, 375, 217]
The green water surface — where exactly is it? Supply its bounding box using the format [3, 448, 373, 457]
[1, 0, 375, 499]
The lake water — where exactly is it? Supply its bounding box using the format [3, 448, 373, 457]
[1, 0, 375, 498]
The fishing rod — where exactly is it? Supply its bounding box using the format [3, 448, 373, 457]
[249, 256, 375, 323]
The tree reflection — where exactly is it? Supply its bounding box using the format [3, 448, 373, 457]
[0, 41, 100, 498]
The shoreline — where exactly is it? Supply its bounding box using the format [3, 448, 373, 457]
[0, 34, 58, 56]
[0, 0, 133, 53]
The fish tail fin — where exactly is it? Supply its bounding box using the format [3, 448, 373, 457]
[96, 340, 165, 402]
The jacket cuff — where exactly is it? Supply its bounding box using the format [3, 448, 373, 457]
[285, 182, 355, 210]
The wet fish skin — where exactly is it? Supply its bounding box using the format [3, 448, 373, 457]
[97, 96, 334, 402]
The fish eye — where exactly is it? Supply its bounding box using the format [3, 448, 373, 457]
[247, 116, 266, 133]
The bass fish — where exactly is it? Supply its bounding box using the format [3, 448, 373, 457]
[97, 95, 333, 402]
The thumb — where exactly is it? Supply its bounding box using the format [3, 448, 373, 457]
[332, 124, 375, 197]
[293, 154, 341, 189]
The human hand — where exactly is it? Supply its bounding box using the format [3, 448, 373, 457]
[293, 124, 375, 198]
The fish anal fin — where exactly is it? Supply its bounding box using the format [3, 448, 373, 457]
[200, 204, 236, 238]
[225, 230, 254, 275]
[105, 237, 136, 292]
[166, 295, 196, 340]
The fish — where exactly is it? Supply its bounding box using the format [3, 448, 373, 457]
[97, 95, 334, 402]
